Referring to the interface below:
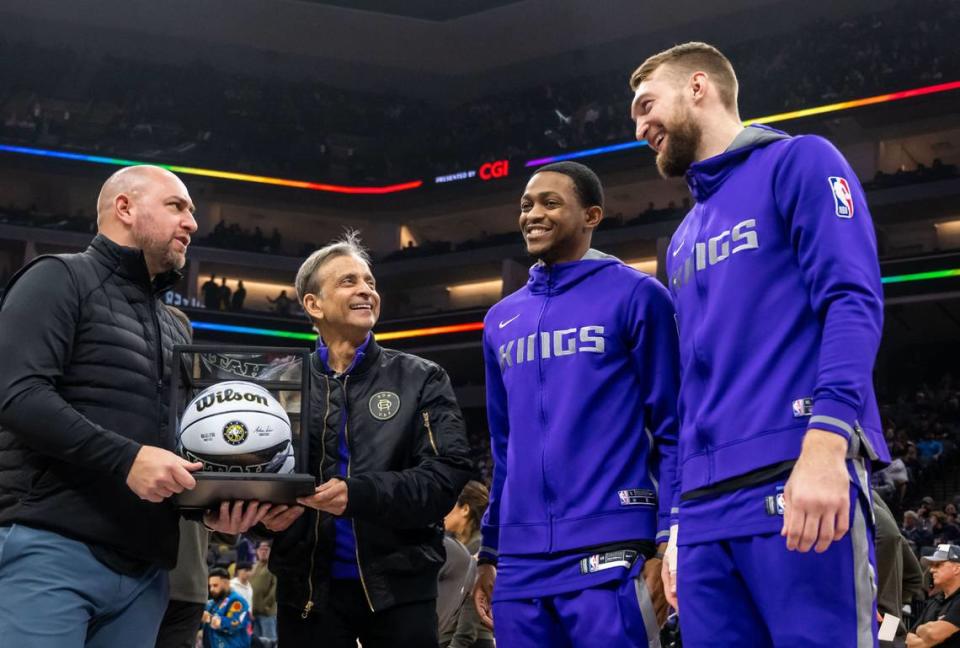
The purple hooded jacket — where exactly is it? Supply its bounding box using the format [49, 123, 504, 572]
[479, 252, 681, 564]
[666, 125, 889, 498]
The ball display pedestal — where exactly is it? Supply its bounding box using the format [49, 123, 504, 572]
[176, 472, 316, 510]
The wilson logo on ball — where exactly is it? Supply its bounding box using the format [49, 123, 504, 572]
[222, 420, 249, 446]
[195, 387, 269, 412]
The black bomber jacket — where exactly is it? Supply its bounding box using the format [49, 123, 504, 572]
[269, 338, 474, 614]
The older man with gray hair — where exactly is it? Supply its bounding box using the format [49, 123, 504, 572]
[258, 231, 473, 648]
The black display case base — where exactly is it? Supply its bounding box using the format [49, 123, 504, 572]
[176, 472, 316, 510]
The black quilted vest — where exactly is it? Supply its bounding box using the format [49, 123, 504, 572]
[0, 235, 189, 568]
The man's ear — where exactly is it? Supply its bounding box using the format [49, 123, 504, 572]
[302, 293, 323, 324]
[584, 205, 603, 230]
[690, 71, 708, 104]
[114, 194, 135, 227]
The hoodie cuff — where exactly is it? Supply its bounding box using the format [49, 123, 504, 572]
[656, 509, 676, 542]
[807, 398, 858, 442]
[478, 529, 499, 566]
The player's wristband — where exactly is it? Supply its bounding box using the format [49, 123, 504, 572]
[666, 524, 679, 573]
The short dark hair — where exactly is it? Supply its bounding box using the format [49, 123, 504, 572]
[209, 568, 230, 579]
[532, 161, 604, 209]
[235, 561, 252, 571]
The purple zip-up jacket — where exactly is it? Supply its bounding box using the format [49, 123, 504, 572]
[479, 251, 680, 564]
[666, 125, 889, 497]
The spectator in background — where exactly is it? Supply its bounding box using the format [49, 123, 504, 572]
[876, 492, 924, 641]
[268, 228, 282, 254]
[202, 274, 220, 310]
[437, 536, 476, 646]
[875, 448, 910, 510]
[230, 562, 254, 609]
[231, 280, 247, 311]
[906, 444, 923, 483]
[907, 545, 960, 647]
[266, 290, 292, 316]
[445, 481, 488, 555]
[921, 498, 938, 534]
[204, 569, 251, 648]
[250, 542, 278, 644]
[219, 277, 232, 312]
[918, 432, 945, 467]
[934, 513, 960, 546]
[441, 481, 494, 648]
[235, 535, 255, 565]
[905, 511, 935, 553]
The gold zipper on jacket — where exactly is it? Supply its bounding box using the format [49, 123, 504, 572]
[343, 375, 375, 612]
[422, 411, 438, 455]
[302, 374, 332, 618]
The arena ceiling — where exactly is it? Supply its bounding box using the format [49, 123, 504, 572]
[0, 0, 896, 101]
[297, 0, 525, 22]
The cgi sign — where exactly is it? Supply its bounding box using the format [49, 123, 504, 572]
[435, 160, 510, 185]
[479, 160, 509, 181]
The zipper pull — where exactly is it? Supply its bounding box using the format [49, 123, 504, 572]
[301, 600, 314, 619]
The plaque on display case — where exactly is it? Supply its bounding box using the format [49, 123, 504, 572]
[169, 345, 315, 510]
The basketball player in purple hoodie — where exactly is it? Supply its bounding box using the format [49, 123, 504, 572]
[629, 42, 888, 646]
[472, 161, 682, 647]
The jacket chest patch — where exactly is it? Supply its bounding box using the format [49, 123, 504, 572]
[369, 391, 400, 420]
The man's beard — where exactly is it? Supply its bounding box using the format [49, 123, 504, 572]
[655, 107, 702, 179]
[210, 589, 227, 601]
[133, 227, 183, 274]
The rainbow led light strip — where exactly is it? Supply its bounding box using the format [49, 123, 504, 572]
[881, 268, 960, 285]
[190, 321, 317, 341]
[188, 267, 960, 342]
[190, 320, 484, 342]
[0, 144, 422, 195]
[525, 80, 960, 167]
[2, 82, 956, 189]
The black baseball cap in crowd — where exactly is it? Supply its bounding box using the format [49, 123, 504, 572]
[923, 544, 960, 566]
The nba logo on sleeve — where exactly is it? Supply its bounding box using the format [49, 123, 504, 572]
[828, 176, 855, 218]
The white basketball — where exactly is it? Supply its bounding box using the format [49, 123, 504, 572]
[178, 380, 295, 473]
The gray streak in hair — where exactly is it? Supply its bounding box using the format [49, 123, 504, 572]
[294, 230, 371, 305]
